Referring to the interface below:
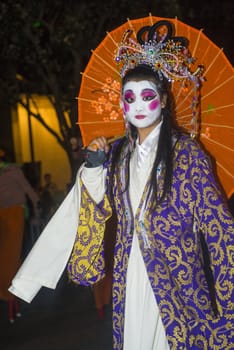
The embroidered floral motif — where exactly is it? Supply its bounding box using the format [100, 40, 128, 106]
[69, 134, 234, 349]
[107, 134, 234, 349]
[67, 180, 112, 286]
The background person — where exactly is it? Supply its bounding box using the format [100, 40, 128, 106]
[40, 173, 59, 226]
[0, 147, 39, 322]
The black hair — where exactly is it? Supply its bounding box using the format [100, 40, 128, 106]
[109, 64, 177, 208]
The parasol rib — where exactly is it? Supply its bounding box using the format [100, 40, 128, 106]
[201, 135, 234, 152]
[78, 96, 119, 107]
[182, 122, 234, 131]
[175, 88, 193, 111]
[202, 103, 234, 114]
[174, 17, 178, 34]
[148, 13, 154, 25]
[173, 83, 185, 103]
[177, 103, 234, 120]
[127, 18, 137, 38]
[177, 76, 234, 116]
[204, 47, 224, 75]
[191, 29, 203, 58]
[202, 122, 234, 129]
[200, 44, 212, 64]
[201, 76, 234, 101]
[106, 32, 118, 46]
[91, 50, 119, 74]
[80, 72, 120, 93]
[216, 161, 234, 179]
[172, 66, 233, 122]
[213, 66, 228, 85]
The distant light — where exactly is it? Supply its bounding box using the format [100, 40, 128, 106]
[16, 74, 24, 80]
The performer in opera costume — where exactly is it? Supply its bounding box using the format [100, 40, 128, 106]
[9, 21, 233, 349]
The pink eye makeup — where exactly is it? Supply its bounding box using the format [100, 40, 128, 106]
[124, 89, 157, 103]
[141, 89, 157, 100]
[124, 90, 135, 103]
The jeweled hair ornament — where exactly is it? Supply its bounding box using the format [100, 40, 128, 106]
[115, 20, 205, 137]
[115, 20, 204, 82]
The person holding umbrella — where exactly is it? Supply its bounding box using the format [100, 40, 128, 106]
[9, 20, 233, 350]
[69, 22, 234, 349]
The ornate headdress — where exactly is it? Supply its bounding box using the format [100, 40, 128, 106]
[114, 20, 205, 137]
[115, 20, 204, 82]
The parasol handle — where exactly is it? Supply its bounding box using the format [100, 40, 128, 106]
[82, 135, 123, 167]
[107, 135, 124, 144]
[83, 135, 124, 150]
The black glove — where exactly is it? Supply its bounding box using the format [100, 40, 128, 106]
[82, 148, 107, 168]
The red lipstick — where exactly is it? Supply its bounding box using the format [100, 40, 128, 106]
[135, 115, 146, 119]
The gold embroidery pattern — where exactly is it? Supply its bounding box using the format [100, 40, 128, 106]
[67, 181, 112, 286]
[70, 135, 234, 349]
[109, 135, 234, 349]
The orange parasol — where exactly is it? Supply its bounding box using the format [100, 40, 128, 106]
[78, 14, 234, 196]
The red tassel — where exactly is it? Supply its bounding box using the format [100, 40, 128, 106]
[8, 297, 21, 323]
[97, 307, 105, 321]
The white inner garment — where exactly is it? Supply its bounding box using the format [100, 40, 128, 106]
[123, 123, 170, 350]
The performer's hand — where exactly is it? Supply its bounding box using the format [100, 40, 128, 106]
[87, 136, 110, 154]
[83, 137, 109, 168]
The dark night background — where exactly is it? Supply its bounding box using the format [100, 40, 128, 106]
[0, 0, 233, 173]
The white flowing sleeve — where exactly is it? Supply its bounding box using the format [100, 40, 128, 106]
[8, 168, 83, 303]
[81, 165, 107, 203]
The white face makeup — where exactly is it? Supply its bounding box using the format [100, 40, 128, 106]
[122, 80, 162, 129]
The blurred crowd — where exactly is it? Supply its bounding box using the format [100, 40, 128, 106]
[0, 146, 65, 322]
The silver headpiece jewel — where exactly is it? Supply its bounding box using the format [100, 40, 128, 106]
[115, 20, 204, 82]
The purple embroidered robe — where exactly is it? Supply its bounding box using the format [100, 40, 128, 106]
[71, 133, 234, 349]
